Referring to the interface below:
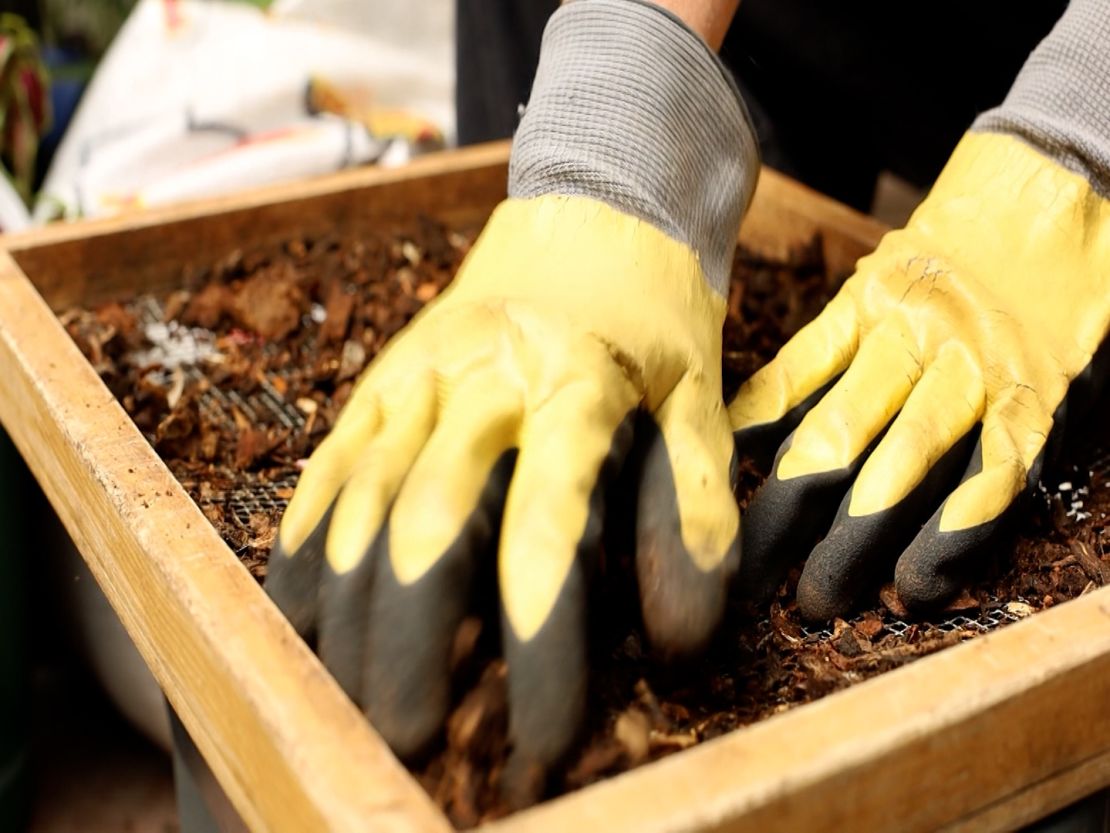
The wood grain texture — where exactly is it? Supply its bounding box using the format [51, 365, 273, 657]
[490, 590, 1110, 833]
[3, 141, 1098, 833]
[941, 747, 1110, 833]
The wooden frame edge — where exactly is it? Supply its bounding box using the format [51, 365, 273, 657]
[0, 142, 514, 254]
[487, 588, 1110, 833]
[0, 251, 451, 832]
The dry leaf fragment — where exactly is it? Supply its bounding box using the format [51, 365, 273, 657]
[401, 240, 423, 265]
[319, 280, 356, 344]
[1005, 601, 1035, 618]
[648, 729, 698, 750]
[166, 367, 186, 410]
[231, 267, 304, 340]
[337, 339, 367, 381]
[942, 589, 979, 612]
[879, 584, 910, 618]
[614, 710, 651, 764]
[856, 612, 885, 639]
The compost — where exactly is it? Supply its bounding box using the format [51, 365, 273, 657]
[60, 216, 1108, 828]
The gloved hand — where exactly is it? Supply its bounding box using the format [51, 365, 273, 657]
[265, 0, 757, 783]
[730, 33, 1110, 621]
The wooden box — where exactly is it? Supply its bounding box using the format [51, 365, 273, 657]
[2, 143, 1109, 832]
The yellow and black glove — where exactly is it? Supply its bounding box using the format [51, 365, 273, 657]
[729, 2, 1110, 620]
[265, 0, 758, 782]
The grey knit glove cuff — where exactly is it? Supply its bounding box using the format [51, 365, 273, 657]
[972, 0, 1110, 195]
[508, 0, 759, 296]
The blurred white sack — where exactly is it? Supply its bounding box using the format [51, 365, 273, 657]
[0, 176, 31, 232]
[34, 0, 454, 222]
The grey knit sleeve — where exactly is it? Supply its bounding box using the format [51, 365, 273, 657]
[508, 0, 760, 296]
[972, 0, 1110, 194]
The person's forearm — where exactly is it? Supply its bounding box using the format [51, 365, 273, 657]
[650, 0, 739, 50]
[562, 0, 740, 51]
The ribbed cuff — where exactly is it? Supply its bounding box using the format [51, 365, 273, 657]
[508, 0, 759, 295]
[972, 0, 1110, 196]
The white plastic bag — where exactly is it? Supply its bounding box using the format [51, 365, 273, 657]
[35, 0, 454, 221]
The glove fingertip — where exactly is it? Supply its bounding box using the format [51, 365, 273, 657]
[364, 570, 455, 762]
[894, 522, 993, 614]
[502, 559, 589, 802]
[364, 496, 500, 761]
[264, 507, 332, 639]
[634, 418, 739, 657]
[795, 555, 855, 623]
[317, 537, 378, 705]
[636, 534, 736, 659]
[737, 465, 854, 608]
[736, 491, 795, 607]
[501, 752, 550, 812]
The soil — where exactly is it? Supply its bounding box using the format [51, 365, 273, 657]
[61, 216, 1108, 829]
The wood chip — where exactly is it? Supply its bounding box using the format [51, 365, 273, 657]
[1070, 539, 1110, 585]
[337, 338, 366, 382]
[230, 266, 304, 340]
[879, 584, 910, 618]
[942, 589, 979, 612]
[613, 709, 651, 764]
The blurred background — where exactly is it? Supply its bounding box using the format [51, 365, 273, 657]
[0, 0, 454, 231]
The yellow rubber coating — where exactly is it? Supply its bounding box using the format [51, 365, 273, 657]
[388, 370, 521, 584]
[324, 373, 438, 573]
[277, 389, 382, 556]
[728, 292, 858, 431]
[848, 343, 984, 517]
[278, 194, 738, 642]
[776, 315, 923, 481]
[730, 132, 1110, 529]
